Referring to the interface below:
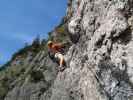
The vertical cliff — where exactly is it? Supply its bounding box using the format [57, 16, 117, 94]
[0, 0, 133, 100]
[65, 0, 133, 100]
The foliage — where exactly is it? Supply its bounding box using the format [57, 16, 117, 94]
[31, 35, 40, 48]
[50, 24, 70, 44]
[30, 70, 44, 83]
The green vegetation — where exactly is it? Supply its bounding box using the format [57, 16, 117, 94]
[11, 36, 41, 61]
[0, 64, 23, 99]
[0, 75, 9, 99]
[48, 24, 71, 44]
[55, 25, 69, 42]
[30, 70, 44, 83]
[0, 20, 71, 99]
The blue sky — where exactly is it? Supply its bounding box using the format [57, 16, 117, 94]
[0, 0, 67, 65]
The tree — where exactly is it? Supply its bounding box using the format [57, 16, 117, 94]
[41, 38, 46, 45]
[32, 35, 40, 47]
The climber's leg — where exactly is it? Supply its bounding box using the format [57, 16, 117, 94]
[55, 52, 65, 71]
[59, 55, 65, 67]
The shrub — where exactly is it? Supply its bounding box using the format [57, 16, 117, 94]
[30, 70, 44, 83]
[56, 25, 65, 34]
[0, 86, 9, 99]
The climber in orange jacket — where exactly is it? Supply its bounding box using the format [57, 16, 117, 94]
[47, 41, 65, 71]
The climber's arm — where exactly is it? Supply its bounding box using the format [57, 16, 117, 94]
[54, 43, 64, 48]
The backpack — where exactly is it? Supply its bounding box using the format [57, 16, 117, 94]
[48, 50, 59, 65]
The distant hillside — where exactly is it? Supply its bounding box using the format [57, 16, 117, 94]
[0, 19, 71, 100]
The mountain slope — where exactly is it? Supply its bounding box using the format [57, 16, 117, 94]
[0, 0, 133, 100]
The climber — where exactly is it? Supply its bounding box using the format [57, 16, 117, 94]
[47, 41, 66, 71]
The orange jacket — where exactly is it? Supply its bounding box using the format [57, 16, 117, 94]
[49, 43, 63, 53]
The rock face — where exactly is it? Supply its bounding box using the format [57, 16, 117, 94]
[3, 51, 59, 100]
[67, 0, 133, 100]
[1, 0, 133, 100]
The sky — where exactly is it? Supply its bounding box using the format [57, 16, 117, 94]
[0, 0, 67, 65]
